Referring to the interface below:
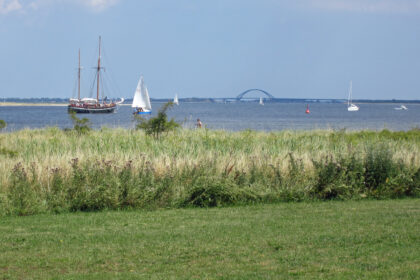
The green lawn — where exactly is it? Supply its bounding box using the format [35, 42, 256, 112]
[1, 199, 419, 279]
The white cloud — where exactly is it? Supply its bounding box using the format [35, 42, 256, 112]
[0, 0, 121, 15]
[299, 0, 420, 14]
[0, 0, 22, 14]
[81, 0, 120, 12]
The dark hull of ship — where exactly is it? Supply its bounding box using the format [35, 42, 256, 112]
[68, 105, 116, 113]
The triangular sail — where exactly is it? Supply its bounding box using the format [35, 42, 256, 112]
[144, 87, 152, 110]
[132, 76, 152, 111]
[174, 94, 179, 105]
[347, 80, 352, 107]
[132, 77, 144, 108]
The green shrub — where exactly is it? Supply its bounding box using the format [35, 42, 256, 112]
[0, 119, 6, 130]
[46, 168, 69, 213]
[0, 147, 17, 157]
[7, 163, 40, 216]
[118, 161, 142, 208]
[182, 176, 258, 208]
[67, 159, 120, 211]
[364, 145, 397, 193]
[410, 168, 420, 196]
[136, 102, 179, 138]
[384, 167, 420, 198]
[0, 119, 17, 157]
[69, 112, 91, 134]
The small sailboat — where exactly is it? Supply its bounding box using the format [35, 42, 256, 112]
[305, 104, 310, 114]
[394, 105, 408, 110]
[132, 76, 152, 115]
[173, 94, 179, 105]
[347, 80, 359, 112]
[259, 97, 264, 105]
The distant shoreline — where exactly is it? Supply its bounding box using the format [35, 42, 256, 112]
[0, 102, 68, 107]
[1, 100, 420, 106]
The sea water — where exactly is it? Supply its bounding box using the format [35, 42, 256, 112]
[0, 102, 419, 132]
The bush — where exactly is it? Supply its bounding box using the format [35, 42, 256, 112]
[364, 145, 397, 193]
[0, 119, 17, 157]
[0, 147, 17, 157]
[7, 163, 40, 216]
[136, 102, 179, 138]
[0, 119, 6, 130]
[67, 159, 120, 212]
[181, 175, 259, 208]
[46, 168, 68, 213]
[69, 112, 91, 134]
[311, 154, 364, 200]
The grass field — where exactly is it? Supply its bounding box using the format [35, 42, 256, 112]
[0, 199, 419, 279]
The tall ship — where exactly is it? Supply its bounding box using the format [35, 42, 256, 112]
[68, 37, 123, 113]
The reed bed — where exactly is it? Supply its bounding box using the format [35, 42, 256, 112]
[0, 127, 419, 216]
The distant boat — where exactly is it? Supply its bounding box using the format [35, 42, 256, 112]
[347, 81, 359, 112]
[132, 76, 152, 115]
[259, 97, 264, 105]
[305, 104, 310, 114]
[173, 94, 179, 105]
[394, 105, 408, 110]
[68, 37, 123, 114]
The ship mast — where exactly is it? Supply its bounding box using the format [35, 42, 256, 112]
[78, 49, 81, 100]
[96, 36, 101, 103]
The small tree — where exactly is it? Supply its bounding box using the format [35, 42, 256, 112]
[0, 120, 6, 130]
[136, 102, 179, 138]
[0, 120, 16, 157]
[69, 112, 91, 134]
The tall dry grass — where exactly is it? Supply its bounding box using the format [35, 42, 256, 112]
[0, 127, 419, 215]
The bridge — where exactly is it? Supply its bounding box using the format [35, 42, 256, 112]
[236, 89, 275, 100]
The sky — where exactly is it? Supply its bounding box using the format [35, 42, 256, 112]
[0, 0, 420, 100]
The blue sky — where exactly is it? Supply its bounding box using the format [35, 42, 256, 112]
[0, 0, 420, 100]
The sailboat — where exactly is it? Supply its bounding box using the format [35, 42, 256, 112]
[347, 80, 359, 112]
[305, 104, 310, 114]
[173, 94, 179, 105]
[394, 105, 408, 110]
[259, 97, 264, 105]
[132, 76, 152, 115]
[68, 37, 123, 113]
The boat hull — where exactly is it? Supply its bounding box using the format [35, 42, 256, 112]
[347, 104, 359, 112]
[133, 111, 152, 115]
[68, 104, 116, 113]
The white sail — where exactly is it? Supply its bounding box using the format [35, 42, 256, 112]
[144, 87, 152, 111]
[259, 97, 264, 105]
[174, 94, 179, 105]
[132, 78, 143, 108]
[394, 105, 408, 110]
[347, 80, 359, 111]
[132, 76, 152, 111]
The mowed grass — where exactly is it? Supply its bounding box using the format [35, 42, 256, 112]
[1, 199, 419, 279]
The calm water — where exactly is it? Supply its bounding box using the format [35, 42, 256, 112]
[0, 102, 419, 132]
